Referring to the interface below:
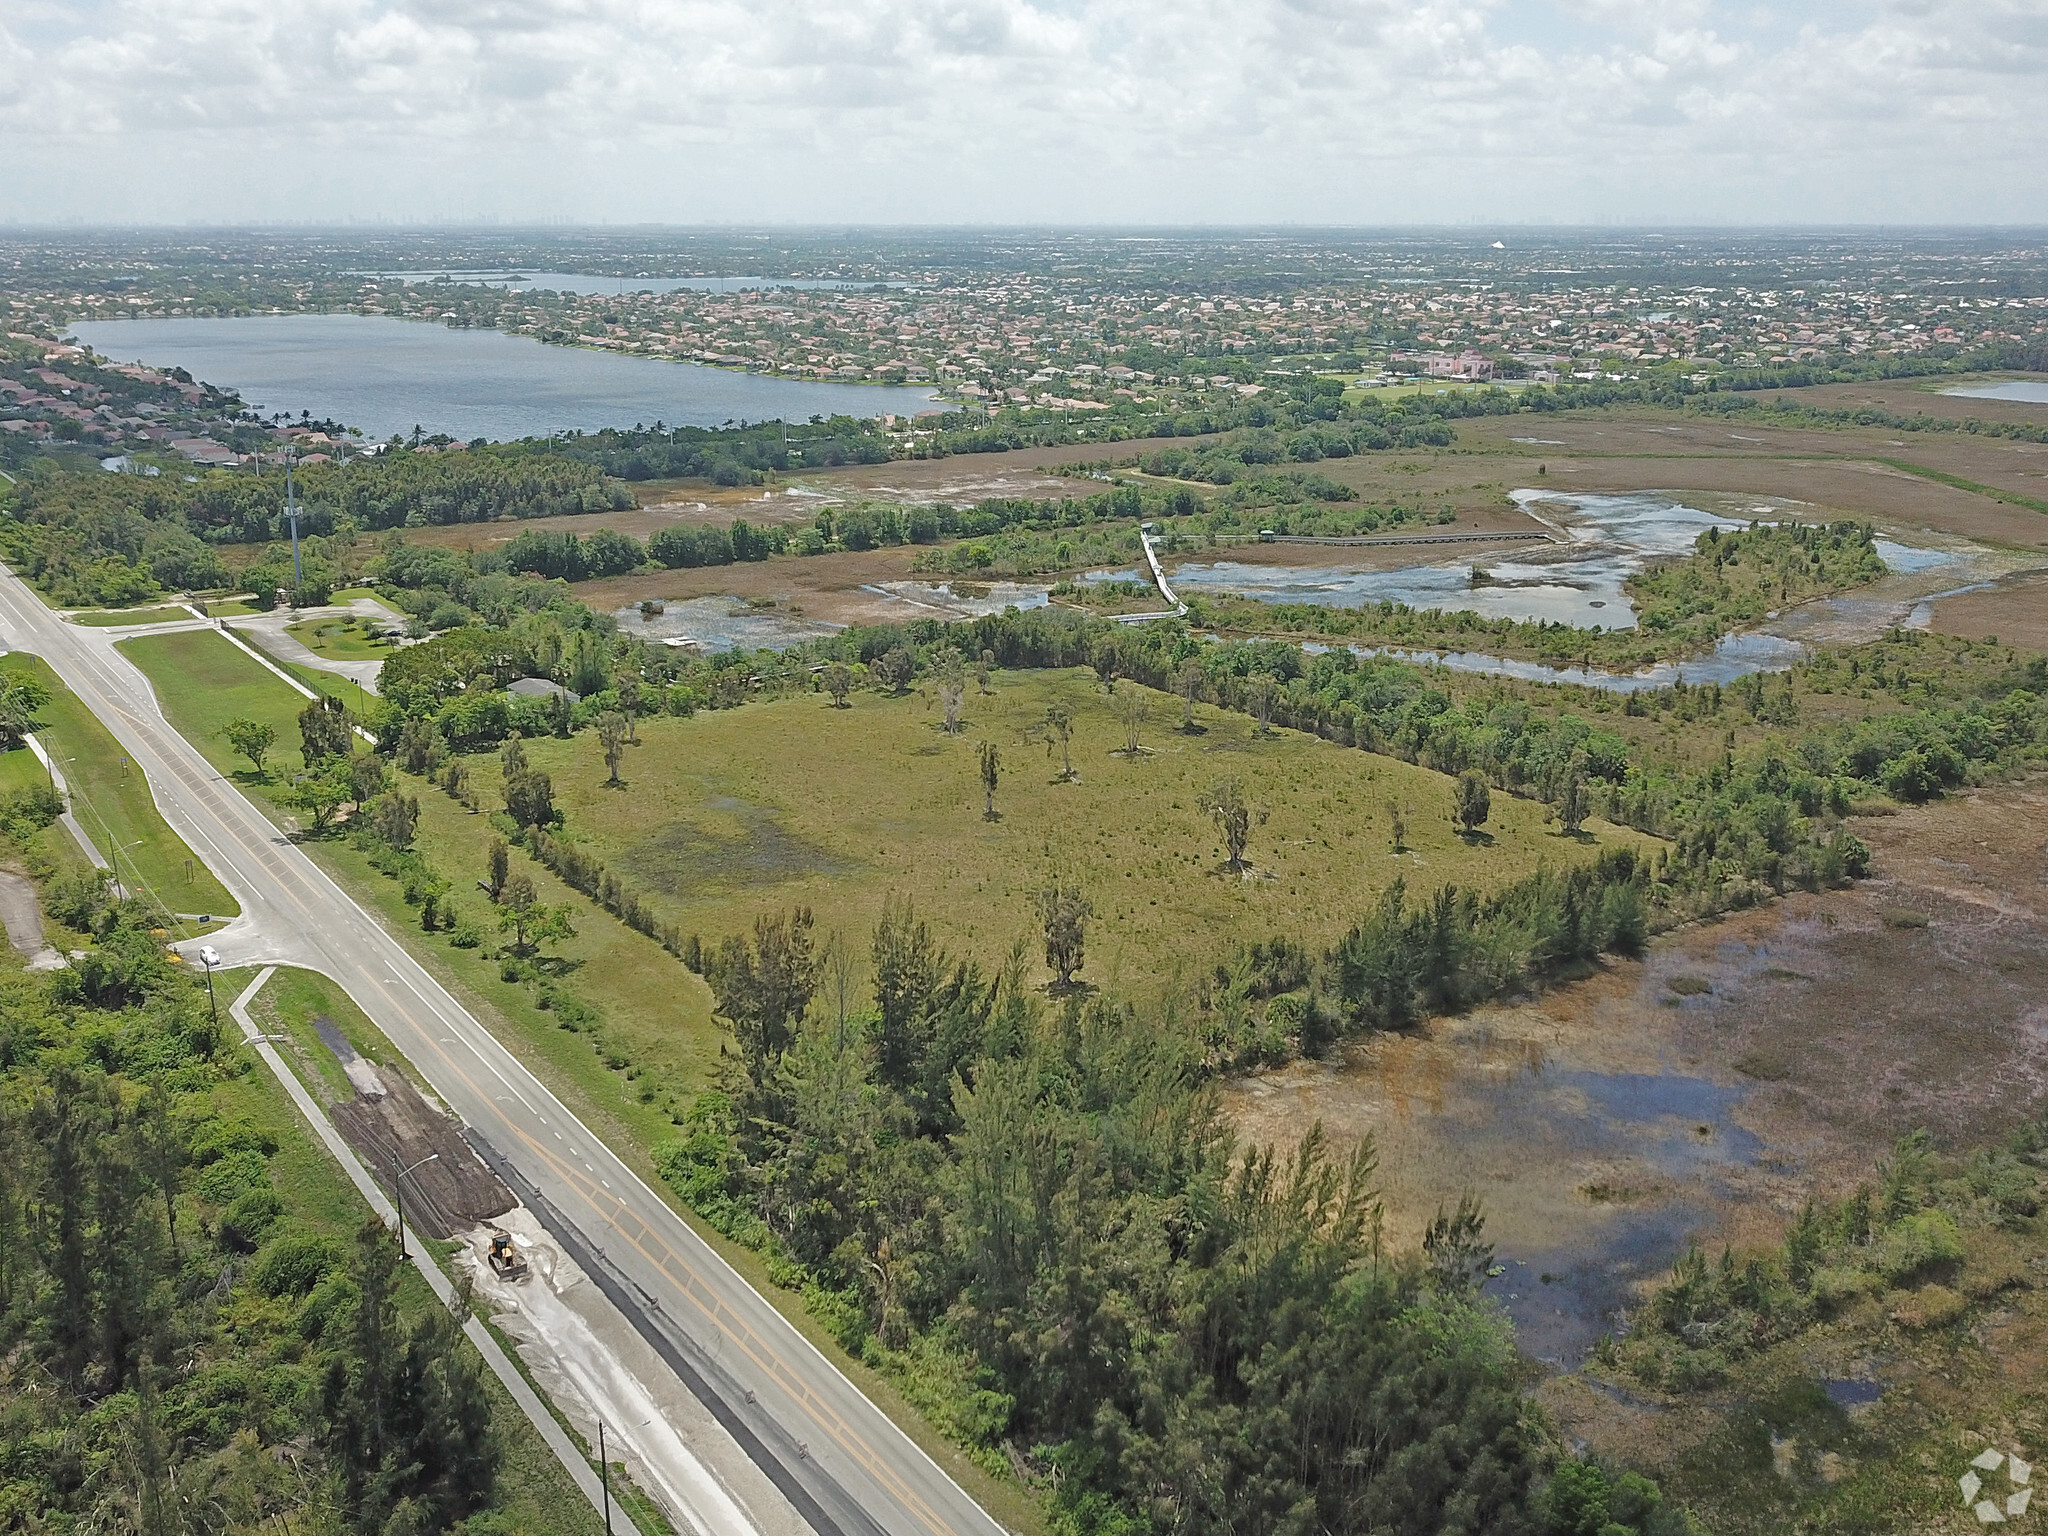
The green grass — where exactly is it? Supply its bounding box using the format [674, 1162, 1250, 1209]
[0, 743, 49, 797]
[329, 585, 406, 616]
[0, 651, 238, 920]
[205, 598, 260, 616]
[246, 962, 411, 1108]
[510, 671, 1651, 1003]
[214, 966, 606, 1536]
[1338, 378, 1532, 405]
[231, 627, 380, 709]
[70, 603, 193, 626]
[118, 628, 335, 782]
[289, 614, 399, 662]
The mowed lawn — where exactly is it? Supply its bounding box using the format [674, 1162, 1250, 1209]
[288, 614, 398, 662]
[510, 669, 1653, 998]
[119, 627, 325, 769]
[69, 604, 194, 627]
[0, 650, 239, 918]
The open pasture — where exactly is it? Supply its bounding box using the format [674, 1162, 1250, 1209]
[505, 668, 1651, 1000]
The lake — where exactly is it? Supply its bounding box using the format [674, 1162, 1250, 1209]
[69, 314, 944, 442]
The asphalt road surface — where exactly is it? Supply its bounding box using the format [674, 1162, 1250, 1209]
[0, 568, 1008, 1536]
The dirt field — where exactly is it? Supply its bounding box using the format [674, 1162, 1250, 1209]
[577, 544, 934, 626]
[1225, 778, 2048, 1365]
[330, 1063, 516, 1239]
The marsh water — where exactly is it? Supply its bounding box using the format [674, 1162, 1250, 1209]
[70, 314, 943, 441]
[1076, 489, 1984, 689]
[1127, 490, 1965, 633]
[618, 489, 1989, 684]
[1943, 380, 2048, 403]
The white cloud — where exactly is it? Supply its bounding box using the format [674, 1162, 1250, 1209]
[0, 0, 2042, 222]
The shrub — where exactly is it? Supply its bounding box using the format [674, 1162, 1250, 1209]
[1872, 1209, 1963, 1285]
[196, 1148, 271, 1204]
[219, 1186, 285, 1250]
[252, 1230, 342, 1297]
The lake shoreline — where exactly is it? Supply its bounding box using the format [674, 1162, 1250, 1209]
[70, 312, 947, 442]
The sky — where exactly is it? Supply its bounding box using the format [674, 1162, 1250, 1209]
[2, 0, 2045, 227]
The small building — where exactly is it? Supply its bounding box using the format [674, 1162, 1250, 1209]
[507, 677, 579, 704]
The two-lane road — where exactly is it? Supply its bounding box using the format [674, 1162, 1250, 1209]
[0, 570, 1007, 1536]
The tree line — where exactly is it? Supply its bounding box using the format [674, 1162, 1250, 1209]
[651, 903, 1688, 1536]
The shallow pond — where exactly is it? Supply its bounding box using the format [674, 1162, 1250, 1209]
[1308, 631, 1810, 691]
[1468, 1064, 1762, 1366]
[1125, 491, 1965, 635]
[615, 595, 843, 652]
[1943, 380, 2048, 404]
[858, 580, 1054, 621]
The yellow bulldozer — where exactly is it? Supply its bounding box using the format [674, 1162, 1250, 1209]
[484, 1228, 529, 1281]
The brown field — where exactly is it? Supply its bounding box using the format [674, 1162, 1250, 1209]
[1928, 569, 2048, 648]
[578, 544, 934, 626]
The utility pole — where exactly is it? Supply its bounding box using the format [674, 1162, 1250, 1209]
[392, 1152, 440, 1258]
[199, 944, 221, 1033]
[284, 448, 304, 599]
[597, 1422, 614, 1536]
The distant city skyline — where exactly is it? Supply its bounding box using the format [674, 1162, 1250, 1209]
[3, 0, 2044, 227]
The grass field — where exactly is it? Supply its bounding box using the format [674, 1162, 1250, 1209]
[215, 966, 606, 1536]
[122, 623, 1649, 1024]
[249, 962, 409, 1108]
[328, 585, 406, 615]
[70, 604, 193, 626]
[117, 626, 376, 771]
[512, 669, 1649, 1001]
[0, 651, 238, 919]
[1335, 377, 1534, 405]
[289, 613, 399, 661]
[0, 742, 49, 797]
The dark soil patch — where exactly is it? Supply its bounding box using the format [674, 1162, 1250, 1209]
[615, 798, 852, 897]
[330, 1068, 514, 1240]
